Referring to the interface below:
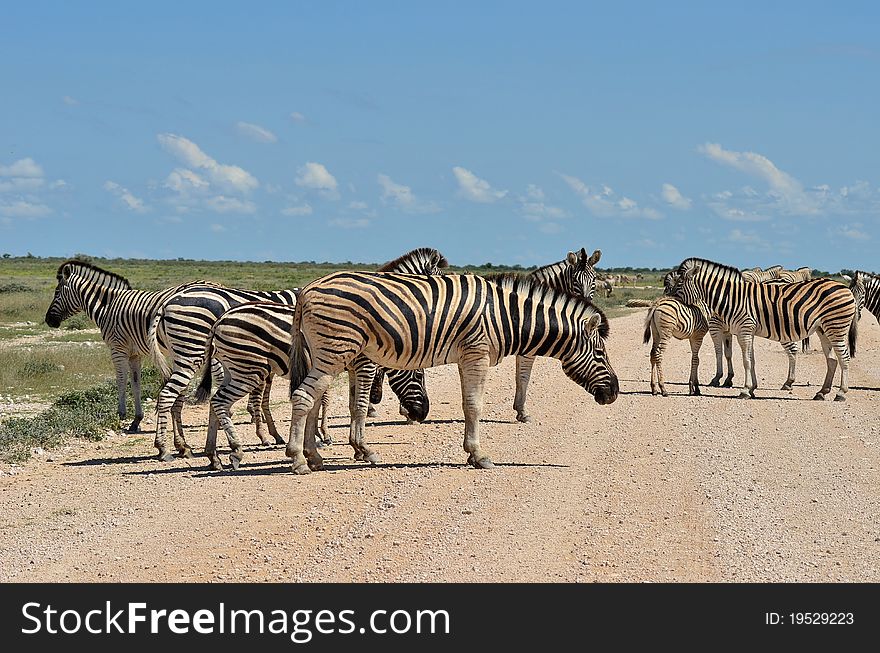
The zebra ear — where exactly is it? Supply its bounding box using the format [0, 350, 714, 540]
[683, 264, 701, 279]
[587, 249, 601, 266]
[60, 264, 73, 281]
[584, 312, 602, 334]
[566, 251, 578, 266]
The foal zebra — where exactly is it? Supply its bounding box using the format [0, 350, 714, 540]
[43, 260, 206, 432]
[199, 302, 429, 470]
[512, 248, 601, 422]
[148, 285, 299, 460]
[642, 296, 707, 396]
[673, 258, 857, 401]
[286, 271, 618, 474]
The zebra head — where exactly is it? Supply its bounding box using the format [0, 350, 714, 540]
[560, 309, 618, 405]
[662, 270, 679, 295]
[386, 368, 429, 422]
[45, 260, 131, 328]
[564, 248, 601, 300]
[673, 263, 711, 322]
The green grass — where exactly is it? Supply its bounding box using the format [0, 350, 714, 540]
[0, 346, 127, 398]
[45, 330, 103, 343]
[0, 367, 163, 463]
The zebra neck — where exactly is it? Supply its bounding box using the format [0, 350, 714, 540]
[79, 281, 125, 327]
[703, 275, 743, 314]
[496, 293, 579, 359]
[867, 281, 880, 319]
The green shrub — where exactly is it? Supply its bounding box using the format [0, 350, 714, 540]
[62, 314, 93, 330]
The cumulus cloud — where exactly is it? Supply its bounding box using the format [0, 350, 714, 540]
[282, 203, 313, 216]
[452, 166, 508, 203]
[104, 181, 148, 213]
[289, 112, 307, 123]
[698, 142, 815, 214]
[157, 133, 258, 193]
[377, 173, 439, 213]
[837, 223, 870, 241]
[295, 162, 339, 199]
[559, 173, 662, 219]
[62, 95, 79, 106]
[348, 200, 368, 210]
[661, 183, 692, 210]
[165, 168, 209, 194]
[0, 158, 44, 178]
[236, 121, 277, 144]
[205, 195, 257, 214]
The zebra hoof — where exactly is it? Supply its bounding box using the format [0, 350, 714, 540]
[273, 435, 286, 445]
[780, 384, 792, 391]
[707, 380, 720, 388]
[291, 463, 311, 475]
[367, 406, 377, 418]
[661, 390, 669, 397]
[353, 450, 365, 461]
[364, 451, 382, 465]
[691, 388, 701, 397]
[737, 392, 750, 400]
[158, 451, 175, 462]
[307, 458, 324, 472]
[316, 439, 327, 449]
[473, 457, 495, 469]
[515, 413, 532, 423]
[722, 381, 734, 389]
[207, 458, 223, 471]
[229, 456, 242, 471]
[834, 395, 846, 402]
[812, 393, 825, 401]
[179, 447, 195, 459]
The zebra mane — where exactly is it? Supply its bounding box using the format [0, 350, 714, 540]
[378, 247, 449, 273]
[483, 272, 610, 338]
[56, 259, 132, 289]
[678, 257, 743, 280]
[855, 270, 880, 284]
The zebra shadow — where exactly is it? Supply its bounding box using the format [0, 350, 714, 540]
[848, 385, 880, 392]
[64, 442, 288, 467]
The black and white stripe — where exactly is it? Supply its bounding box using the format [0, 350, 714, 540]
[673, 258, 856, 400]
[286, 271, 619, 474]
[513, 248, 601, 422]
[642, 296, 708, 396]
[44, 260, 203, 432]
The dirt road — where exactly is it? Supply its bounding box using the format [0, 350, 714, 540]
[1, 309, 878, 582]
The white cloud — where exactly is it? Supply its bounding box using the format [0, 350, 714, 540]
[728, 228, 769, 248]
[348, 200, 368, 210]
[282, 203, 313, 216]
[62, 95, 79, 106]
[295, 162, 339, 199]
[377, 173, 439, 213]
[328, 217, 369, 229]
[104, 181, 148, 213]
[157, 133, 258, 193]
[210, 223, 227, 233]
[708, 202, 769, 222]
[0, 158, 44, 178]
[698, 142, 815, 213]
[0, 178, 44, 193]
[49, 180, 68, 190]
[452, 166, 508, 203]
[525, 184, 545, 200]
[236, 121, 277, 144]
[661, 183, 692, 210]
[205, 196, 256, 214]
[838, 224, 870, 241]
[559, 173, 662, 219]
[538, 222, 563, 234]
[165, 168, 209, 194]
[0, 200, 52, 218]
[290, 112, 307, 123]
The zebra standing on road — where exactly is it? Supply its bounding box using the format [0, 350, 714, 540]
[148, 285, 299, 461]
[513, 247, 601, 422]
[43, 260, 207, 432]
[845, 270, 880, 324]
[286, 271, 619, 474]
[673, 258, 857, 401]
[642, 296, 708, 397]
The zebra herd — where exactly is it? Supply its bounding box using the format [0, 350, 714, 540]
[41, 251, 875, 473]
[645, 260, 868, 402]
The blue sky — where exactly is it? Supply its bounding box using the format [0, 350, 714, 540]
[1, 1, 878, 270]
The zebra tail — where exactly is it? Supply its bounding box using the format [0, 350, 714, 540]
[849, 313, 858, 359]
[289, 301, 310, 399]
[193, 347, 214, 403]
[147, 310, 172, 380]
[643, 305, 656, 345]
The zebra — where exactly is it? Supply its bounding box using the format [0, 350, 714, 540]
[844, 270, 880, 324]
[642, 296, 708, 397]
[148, 285, 299, 461]
[778, 267, 814, 352]
[286, 271, 618, 474]
[198, 302, 429, 470]
[513, 248, 602, 422]
[741, 266, 780, 283]
[672, 258, 857, 401]
[43, 260, 210, 432]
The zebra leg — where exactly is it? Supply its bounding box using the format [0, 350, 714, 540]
[318, 389, 332, 445]
[154, 368, 195, 461]
[212, 376, 263, 470]
[649, 335, 668, 396]
[736, 333, 756, 399]
[831, 337, 850, 402]
[458, 351, 493, 469]
[247, 382, 273, 446]
[128, 355, 145, 432]
[111, 348, 129, 426]
[813, 330, 846, 401]
[204, 405, 224, 471]
[347, 361, 381, 464]
[802, 336, 811, 354]
[780, 343, 797, 391]
[170, 394, 194, 458]
[261, 375, 286, 445]
[708, 328, 724, 387]
[688, 333, 704, 396]
[287, 370, 333, 474]
[246, 387, 261, 425]
[513, 355, 536, 422]
[723, 334, 735, 388]
[367, 368, 384, 418]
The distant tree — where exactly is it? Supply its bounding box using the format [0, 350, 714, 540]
[25, 252, 35, 259]
[2, 253, 9, 259]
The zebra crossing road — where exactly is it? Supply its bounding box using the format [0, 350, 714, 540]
[0, 309, 878, 582]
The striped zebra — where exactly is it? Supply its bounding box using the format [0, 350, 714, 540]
[844, 270, 880, 324]
[198, 302, 429, 470]
[148, 285, 299, 461]
[513, 248, 601, 422]
[43, 260, 209, 432]
[673, 258, 857, 401]
[778, 267, 814, 352]
[286, 271, 618, 474]
[642, 296, 707, 396]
